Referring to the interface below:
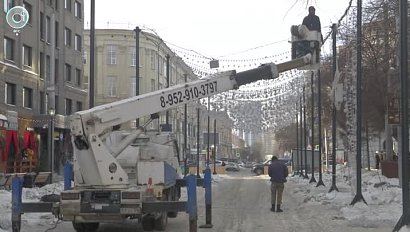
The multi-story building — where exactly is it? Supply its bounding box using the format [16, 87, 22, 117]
[0, 0, 85, 173]
[83, 29, 200, 154]
[83, 29, 234, 162]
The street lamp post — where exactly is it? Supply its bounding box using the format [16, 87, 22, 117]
[48, 108, 55, 184]
[134, 26, 140, 127]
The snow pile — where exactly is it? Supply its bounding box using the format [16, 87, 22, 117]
[289, 165, 403, 229]
[0, 190, 12, 231]
[0, 183, 64, 231]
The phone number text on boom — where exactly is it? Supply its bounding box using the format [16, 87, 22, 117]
[160, 81, 218, 108]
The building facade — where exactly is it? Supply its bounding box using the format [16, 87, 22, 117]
[83, 29, 233, 162]
[0, 0, 86, 173]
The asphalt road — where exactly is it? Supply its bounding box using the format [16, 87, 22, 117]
[21, 168, 392, 232]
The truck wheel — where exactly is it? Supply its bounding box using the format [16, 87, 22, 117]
[167, 187, 178, 218]
[256, 168, 263, 176]
[167, 211, 178, 218]
[141, 215, 155, 231]
[72, 222, 99, 232]
[85, 223, 99, 232]
[154, 211, 168, 231]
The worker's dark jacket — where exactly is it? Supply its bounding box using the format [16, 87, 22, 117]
[302, 15, 321, 32]
[268, 160, 288, 183]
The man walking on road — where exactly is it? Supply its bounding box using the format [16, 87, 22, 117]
[268, 156, 288, 212]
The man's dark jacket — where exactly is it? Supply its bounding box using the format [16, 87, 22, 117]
[268, 160, 288, 183]
[302, 15, 321, 32]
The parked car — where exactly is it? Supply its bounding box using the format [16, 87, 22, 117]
[251, 158, 291, 175]
[243, 162, 254, 168]
[224, 162, 240, 172]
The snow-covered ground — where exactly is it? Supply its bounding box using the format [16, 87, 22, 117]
[289, 165, 405, 231]
[1, 165, 410, 232]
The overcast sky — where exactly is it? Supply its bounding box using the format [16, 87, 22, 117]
[83, 0, 353, 59]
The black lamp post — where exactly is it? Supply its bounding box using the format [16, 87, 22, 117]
[48, 108, 55, 184]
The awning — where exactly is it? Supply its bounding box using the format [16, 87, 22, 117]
[0, 114, 7, 121]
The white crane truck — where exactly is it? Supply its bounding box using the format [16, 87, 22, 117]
[57, 25, 321, 232]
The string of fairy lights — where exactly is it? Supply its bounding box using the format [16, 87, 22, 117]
[167, 40, 305, 133]
[165, 0, 357, 134]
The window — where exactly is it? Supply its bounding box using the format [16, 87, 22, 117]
[130, 47, 136, 66]
[74, 1, 81, 18]
[76, 101, 82, 112]
[46, 16, 51, 43]
[23, 2, 32, 25]
[5, 82, 16, 105]
[159, 56, 163, 75]
[40, 12, 44, 40]
[83, 49, 87, 64]
[150, 50, 156, 70]
[64, 27, 71, 46]
[55, 59, 59, 83]
[39, 52, 45, 78]
[55, 95, 59, 114]
[105, 76, 117, 97]
[55, 21, 59, 47]
[4, 0, 14, 13]
[130, 77, 136, 96]
[64, 0, 71, 11]
[65, 63, 72, 82]
[22, 45, 32, 66]
[40, 92, 46, 114]
[75, 68, 81, 86]
[107, 45, 117, 65]
[23, 87, 33, 109]
[4, 37, 14, 61]
[46, 55, 50, 80]
[74, 34, 81, 51]
[151, 79, 156, 92]
[65, 98, 72, 115]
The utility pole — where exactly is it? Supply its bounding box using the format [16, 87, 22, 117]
[316, 69, 325, 187]
[165, 54, 170, 125]
[350, 0, 367, 206]
[134, 26, 140, 127]
[196, 107, 201, 178]
[89, 0, 95, 108]
[394, 0, 410, 230]
[299, 95, 304, 178]
[296, 103, 300, 176]
[207, 97, 210, 166]
[183, 74, 188, 176]
[213, 119, 217, 175]
[329, 24, 339, 193]
[303, 84, 309, 179]
[309, 71, 316, 183]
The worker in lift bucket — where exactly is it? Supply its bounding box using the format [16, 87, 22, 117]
[302, 6, 323, 43]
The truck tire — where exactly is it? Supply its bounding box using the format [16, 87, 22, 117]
[72, 222, 99, 232]
[141, 215, 155, 231]
[256, 168, 263, 176]
[154, 211, 168, 231]
[167, 187, 178, 218]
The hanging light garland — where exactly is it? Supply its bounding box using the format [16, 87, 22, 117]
[168, 42, 309, 133]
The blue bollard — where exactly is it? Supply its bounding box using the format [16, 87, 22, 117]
[186, 174, 197, 232]
[204, 167, 212, 205]
[11, 176, 23, 232]
[64, 161, 73, 190]
[199, 167, 213, 228]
